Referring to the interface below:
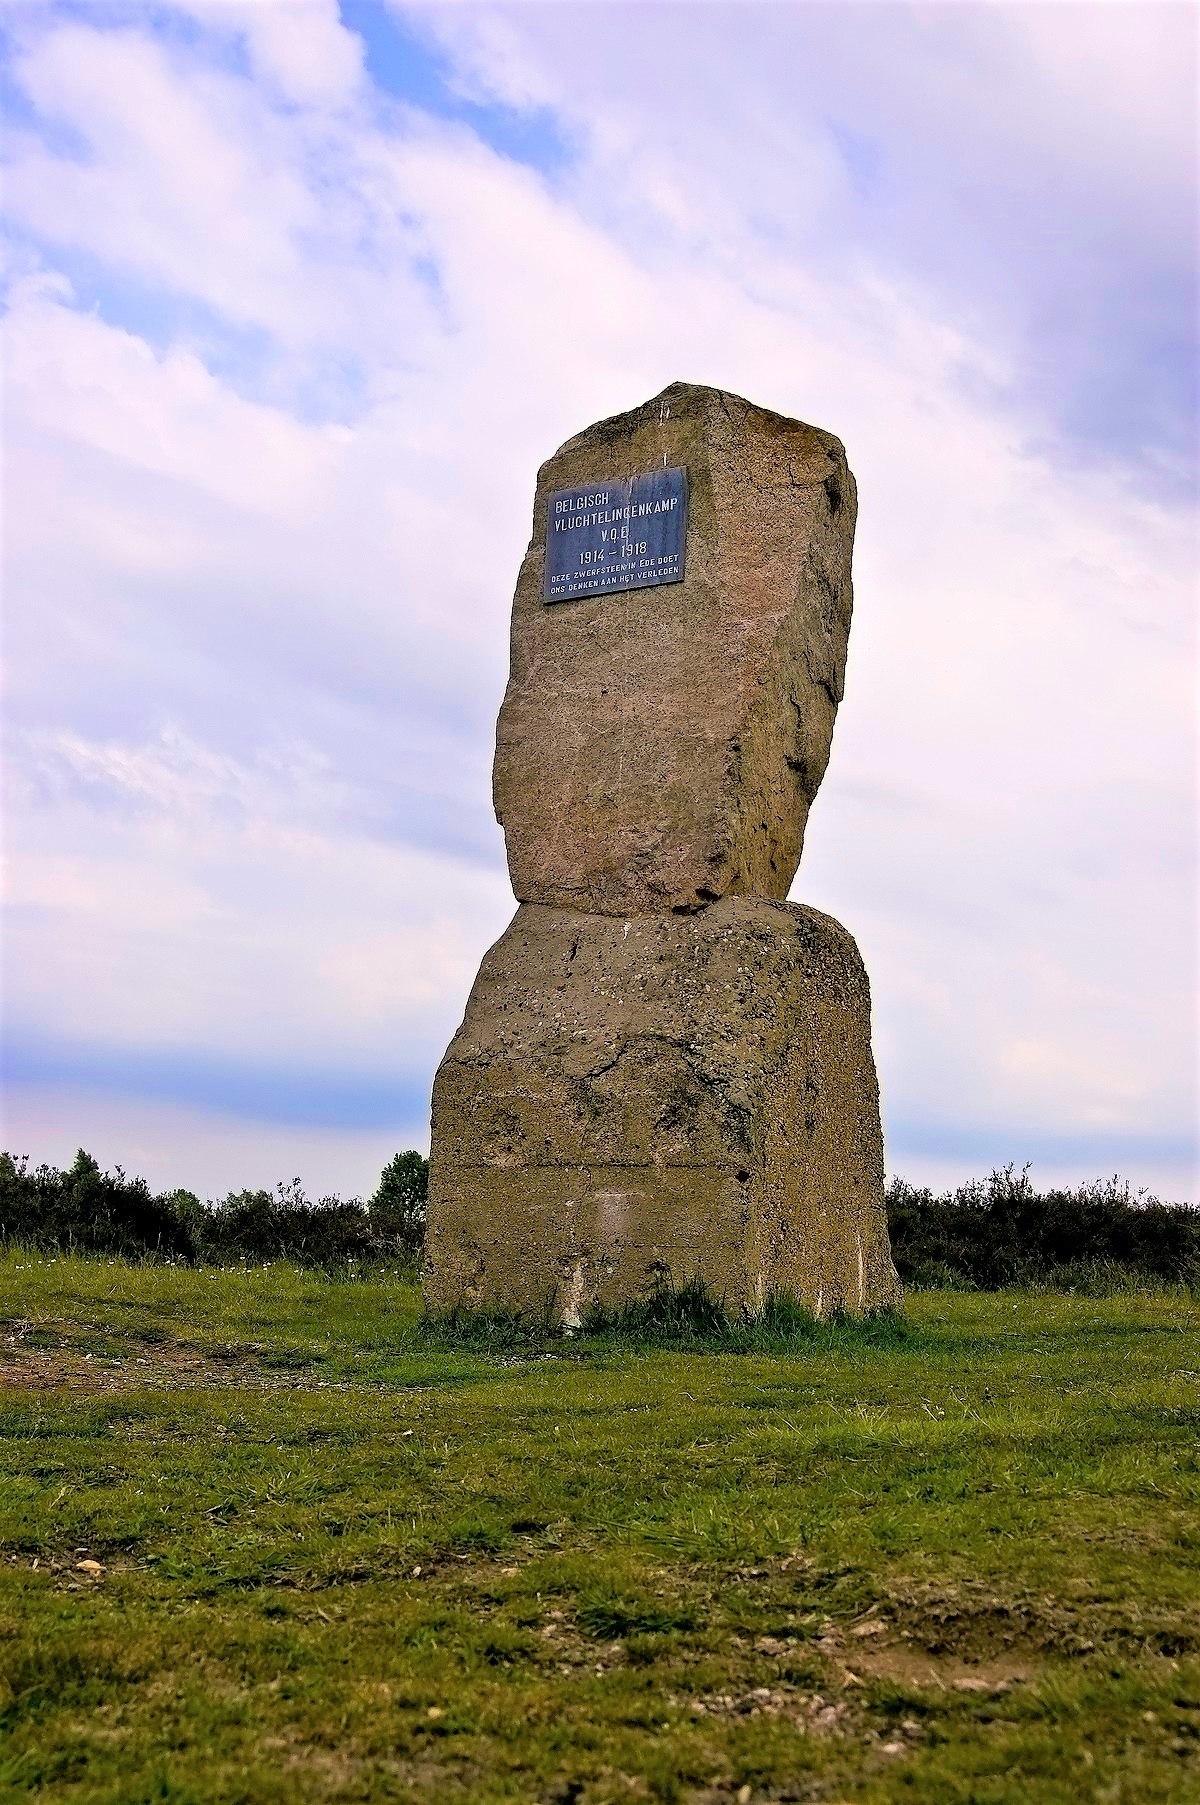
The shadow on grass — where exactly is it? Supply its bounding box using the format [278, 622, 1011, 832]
[418, 1275, 920, 1356]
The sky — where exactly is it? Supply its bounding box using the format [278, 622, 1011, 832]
[1, 0, 1196, 1204]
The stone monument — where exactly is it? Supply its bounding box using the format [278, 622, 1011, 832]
[425, 382, 900, 1321]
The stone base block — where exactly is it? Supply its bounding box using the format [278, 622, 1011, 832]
[424, 896, 900, 1322]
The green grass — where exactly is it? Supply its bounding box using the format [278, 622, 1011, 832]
[0, 1252, 1197, 1803]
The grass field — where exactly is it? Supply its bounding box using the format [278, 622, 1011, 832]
[0, 1254, 1197, 1804]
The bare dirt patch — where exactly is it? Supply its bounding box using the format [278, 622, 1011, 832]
[0, 1320, 319, 1392]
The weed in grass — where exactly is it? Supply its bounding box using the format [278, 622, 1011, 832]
[576, 1592, 699, 1639]
[418, 1274, 922, 1358]
[417, 1297, 560, 1352]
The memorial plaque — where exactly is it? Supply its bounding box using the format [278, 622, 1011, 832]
[545, 464, 688, 603]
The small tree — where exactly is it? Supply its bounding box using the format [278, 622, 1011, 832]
[368, 1151, 428, 1261]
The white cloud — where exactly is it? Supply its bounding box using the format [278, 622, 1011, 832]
[407, 0, 1197, 482]
[6, 275, 341, 514]
[6, 723, 514, 1067]
[3, 17, 434, 353]
[168, 0, 366, 110]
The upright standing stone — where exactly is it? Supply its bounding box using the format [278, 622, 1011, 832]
[425, 382, 899, 1321]
[494, 382, 857, 918]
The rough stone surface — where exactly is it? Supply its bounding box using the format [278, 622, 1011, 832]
[425, 896, 900, 1322]
[493, 381, 857, 918]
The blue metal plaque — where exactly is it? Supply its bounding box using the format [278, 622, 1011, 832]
[545, 465, 688, 603]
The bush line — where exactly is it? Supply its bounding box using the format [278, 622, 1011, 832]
[0, 1148, 426, 1270]
[1, 1149, 1195, 1291]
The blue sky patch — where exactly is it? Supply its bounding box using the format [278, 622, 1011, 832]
[4, 1033, 431, 1134]
[343, 1, 572, 177]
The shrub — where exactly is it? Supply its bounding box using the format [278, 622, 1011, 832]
[0, 1150, 430, 1271]
[200, 1180, 380, 1267]
[0, 1150, 200, 1260]
[886, 1163, 1199, 1292]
